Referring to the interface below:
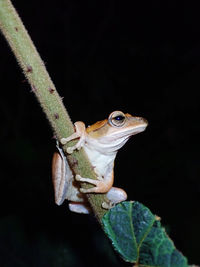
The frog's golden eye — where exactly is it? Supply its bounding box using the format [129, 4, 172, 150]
[108, 111, 126, 127]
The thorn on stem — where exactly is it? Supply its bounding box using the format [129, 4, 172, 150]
[26, 65, 33, 73]
[15, 27, 18, 32]
[48, 87, 55, 94]
[54, 113, 59, 119]
[70, 157, 78, 168]
[30, 85, 37, 92]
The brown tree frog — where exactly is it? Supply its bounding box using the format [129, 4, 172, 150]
[52, 111, 148, 214]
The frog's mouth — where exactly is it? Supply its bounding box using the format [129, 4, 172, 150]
[111, 123, 148, 139]
[85, 120, 148, 155]
[91, 123, 147, 154]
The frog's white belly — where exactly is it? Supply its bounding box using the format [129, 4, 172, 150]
[83, 145, 116, 176]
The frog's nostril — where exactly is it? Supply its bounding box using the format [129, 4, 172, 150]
[135, 117, 148, 125]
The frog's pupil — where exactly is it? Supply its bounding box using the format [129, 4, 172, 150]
[114, 115, 124, 121]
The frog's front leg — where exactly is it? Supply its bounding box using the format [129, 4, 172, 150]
[60, 121, 87, 154]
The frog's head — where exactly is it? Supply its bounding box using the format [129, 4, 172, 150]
[107, 110, 148, 137]
[87, 111, 148, 153]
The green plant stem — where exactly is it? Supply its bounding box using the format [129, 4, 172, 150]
[0, 0, 107, 221]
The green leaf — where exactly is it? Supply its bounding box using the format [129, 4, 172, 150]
[102, 201, 188, 267]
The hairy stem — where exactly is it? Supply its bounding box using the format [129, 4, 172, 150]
[0, 0, 107, 221]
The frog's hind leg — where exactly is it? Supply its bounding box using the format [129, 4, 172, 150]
[69, 202, 91, 214]
[102, 187, 127, 209]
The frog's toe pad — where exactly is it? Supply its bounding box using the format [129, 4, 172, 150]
[79, 188, 88, 193]
[75, 174, 82, 181]
[102, 201, 114, 210]
[60, 138, 67, 145]
[66, 147, 74, 154]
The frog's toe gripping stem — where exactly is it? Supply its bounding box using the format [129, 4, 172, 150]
[66, 146, 75, 154]
[60, 121, 87, 154]
[76, 174, 102, 183]
[75, 174, 112, 194]
[102, 201, 114, 210]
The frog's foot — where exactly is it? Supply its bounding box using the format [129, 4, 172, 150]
[69, 202, 91, 214]
[75, 174, 109, 193]
[60, 121, 86, 154]
[102, 187, 127, 209]
[101, 200, 114, 210]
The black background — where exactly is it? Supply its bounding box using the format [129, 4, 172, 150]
[0, 0, 200, 266]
